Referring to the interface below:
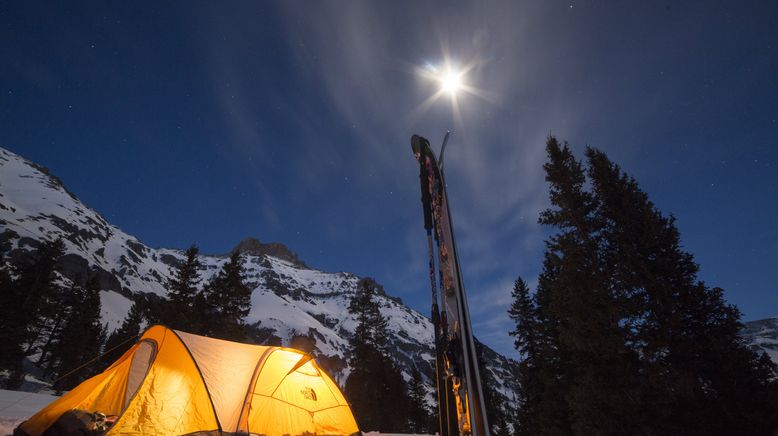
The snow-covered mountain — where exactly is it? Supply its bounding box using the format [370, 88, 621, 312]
[0, 147, 518, 408]
[742, 317, 778, 366]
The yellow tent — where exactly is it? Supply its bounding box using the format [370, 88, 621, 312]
[16, 325, 359, 436]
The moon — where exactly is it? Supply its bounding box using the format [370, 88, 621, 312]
[440, 70, 463, 96]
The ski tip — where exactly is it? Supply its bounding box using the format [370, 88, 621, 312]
[411, 134, 430, 157]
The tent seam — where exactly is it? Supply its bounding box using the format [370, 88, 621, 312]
[170, 329, 224, 433]
[269, 350, 311, 399]
[319, 368, 345, 407]
[238, 346, 276, 433]
[249, 392, 352, 415]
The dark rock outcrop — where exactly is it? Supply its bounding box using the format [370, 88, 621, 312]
[232, 237, 307, 267]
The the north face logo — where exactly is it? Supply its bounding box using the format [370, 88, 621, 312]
[301, 387, 317, 401]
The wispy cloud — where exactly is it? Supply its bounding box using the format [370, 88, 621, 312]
[267, 1, 569, 355]
[194, 1, 592, 355]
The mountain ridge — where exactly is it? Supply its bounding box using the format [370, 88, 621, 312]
[0, 146, 519, 410]
[742, 316, 778, 365]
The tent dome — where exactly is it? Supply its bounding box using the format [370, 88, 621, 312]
[16, 325, 359, 436]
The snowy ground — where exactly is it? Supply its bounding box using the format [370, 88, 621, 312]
[0, 389, 58, 435]
[0, 388, 434, 436]
[362, 433, 435, 436]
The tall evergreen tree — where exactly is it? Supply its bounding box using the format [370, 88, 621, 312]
[527, 257, 572, 436]
[585, 146, 778, 434]
[200, 251, 252, 340]
[407, 367, 431, 433]
[164, 245, 202, 330]
[478, 348, 508, 436]
[0, 239, 65, 388]
[349, 278, 391, 355]
[17, 239, 66, 349]
[47, 277, 106, 392]
[507, 277, 541, 435]
[511, 137, 778, 435]
[540, 138, 642, 435]
[345, 277, 409, 432]
[100, 300, 144, 368]
[36, 281, 79, 369]
[0, 254, 25, 387]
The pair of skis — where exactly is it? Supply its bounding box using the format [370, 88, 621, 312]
[411, 134, 489, 436]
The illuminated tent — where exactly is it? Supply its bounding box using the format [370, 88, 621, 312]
[16, 325, 359, 436]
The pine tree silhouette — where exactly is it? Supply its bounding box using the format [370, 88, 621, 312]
[100, 300, 144, 368]
[201, 250, 251, 340]
[0, 254, 25, 387]
[509, 137, 778, 435]
[48, 277, 105, 392]
[508, 277, 541, 435]
[164, 245, 202, 331]
[477, 343, 508, 436]
[345, 277, 410, 432]
[407, 367, 431, 433]
[586, 146, 778, 434]
[0, 239, 65, 388]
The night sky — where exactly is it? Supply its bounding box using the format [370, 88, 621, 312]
[1, 1, 776, 356]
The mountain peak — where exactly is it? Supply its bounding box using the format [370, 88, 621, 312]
[232, 237, 306, 267]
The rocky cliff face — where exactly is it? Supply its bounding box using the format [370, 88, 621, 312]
[0, 147, 519, 408]
[230, 237, 307, 268]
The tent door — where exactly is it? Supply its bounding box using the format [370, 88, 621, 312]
[123, 339, 157, 410]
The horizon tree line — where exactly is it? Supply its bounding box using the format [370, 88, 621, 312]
[0, 242, 253, 392]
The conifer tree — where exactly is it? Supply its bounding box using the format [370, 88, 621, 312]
[476, 342, 511, 436]
[0, 239, 65, 388]
[508, 278, 537, 360]
[289, 331, 317, 354]
[507, 277, 541, 435]
[0, 255, 25, 387]
[407, 367, 431, 433]
[482, 366, 506, 436]
[585, 146, 778, 434]
[493, 419, 512, 436]
[539, 138, 642, 434]
[526, 259, 572, 436]
[345, 277, 410, 432]
[100, 300, 144, 368]
[48, 277, 106, 392]
[349, 278, 391, 355]
[164, 245, 202, 330]
[17, 239, 66, 349]
[200, 251, 252, 340]
[511, 137, 778, 435]
[36, 281, 78, 368]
